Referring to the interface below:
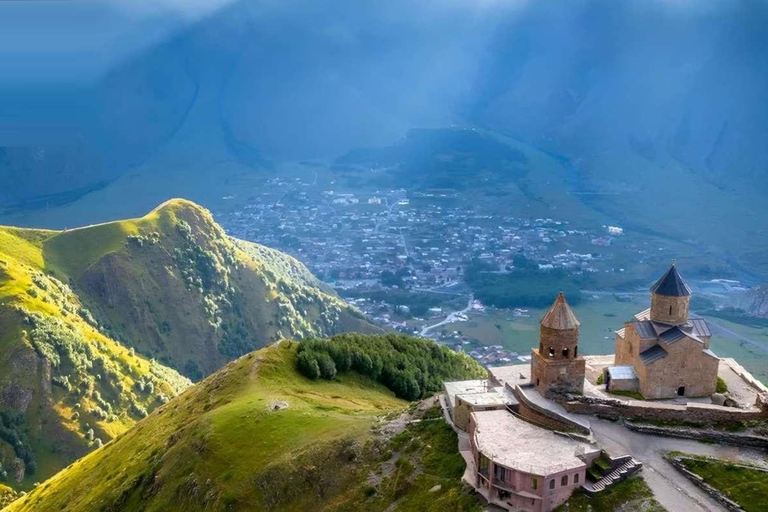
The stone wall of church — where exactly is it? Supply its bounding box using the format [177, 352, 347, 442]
[639, 337, 719, 399]
[650, 293, 690, 325]
[540, 326, 579, 359]
[531, 349, 585, 394]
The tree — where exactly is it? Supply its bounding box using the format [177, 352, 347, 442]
[297, 351, 320, 380]
[316, 352, 337, 380]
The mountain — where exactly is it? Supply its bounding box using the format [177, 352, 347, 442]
[2, 2, 767, 279]
[0, 199, 378, 489]
[0, 226, 191, 487]
[5, 336, 485, 512]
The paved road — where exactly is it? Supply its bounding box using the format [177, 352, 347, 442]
[420, 294, 473, 337]
[590, 418, 765, 512]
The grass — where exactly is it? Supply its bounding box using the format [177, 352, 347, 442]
[6, 342, 411, 512]
[0, 198, 379, 493]
[554, 476, 666, 512]
[607, 390, 646, 401]
[675, 454, 768, 512]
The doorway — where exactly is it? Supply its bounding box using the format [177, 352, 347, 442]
[677, 386, 685, 397]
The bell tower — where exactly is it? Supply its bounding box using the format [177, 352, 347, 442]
[530, 292, 585, 394]
[649, 263, 691, 326]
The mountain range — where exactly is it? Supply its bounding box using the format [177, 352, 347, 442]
[0, 199, 377, 488]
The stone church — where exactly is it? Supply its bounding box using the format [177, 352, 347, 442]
[531, 292, 585, 395]
[608, 264, 719, 399]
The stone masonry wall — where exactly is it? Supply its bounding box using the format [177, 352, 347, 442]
[563, 395, 766, 424]
[531, 349, 585, 395]
[650, 293, 690, 325]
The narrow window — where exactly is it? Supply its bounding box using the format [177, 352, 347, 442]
[574, 473, 579, 484]
[574, 345, 578, 357]
[669, 305, 673, 315]
[549, 479, 555, 490]
[561, 475, 568, 486]
[562, 348, 569, 358]
[548, 347, 555, 357]
[531, 477, 538, 490]
[536, 378, 540, 386]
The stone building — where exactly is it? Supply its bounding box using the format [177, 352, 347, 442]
[609, 264, 719, 399]
[530, 293, 585, 395]
[469, 409, 600, 512]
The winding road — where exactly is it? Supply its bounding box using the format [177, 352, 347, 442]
[419, 294, 474, 337]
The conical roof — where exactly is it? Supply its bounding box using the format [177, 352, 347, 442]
[650, 264, 691, 297]
[540, 292, 580, 330]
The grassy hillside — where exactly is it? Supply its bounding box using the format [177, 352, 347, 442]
[1, 199, 378, 380]
[6, 338, 486, 511]
[0, 199, 378, 492]
[0, 239, 191, 489]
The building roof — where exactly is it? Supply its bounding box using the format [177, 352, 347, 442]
[650, 264, 692, 297]
[488, 364, 531, 388]
[457, 387, 518, 407]
[659, 326, 687, 344]
[687, 318, 711, 338]
[540, 292, 580, 330]
[633, 320, 658, 340]
[639, 344, 668, 364]
[444, 379, 492, 407]
[607, 365, 637, 381]
[472, 410, 598, 476]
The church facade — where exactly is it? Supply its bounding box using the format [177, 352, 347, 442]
[608, 265, 719, 399]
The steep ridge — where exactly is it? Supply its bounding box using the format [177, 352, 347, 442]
[0, 230, 191, 488]
[5, 337, 485, 512]
[0, 199, 377, 490]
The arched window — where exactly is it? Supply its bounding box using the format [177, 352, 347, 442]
[574, 345, 578, 357]
[549, 479, 555, 490]
[669, 305, 673, 315]
[548, 347, 555, 357]
[561, 475, 568, 486]
[574, 473, 579, 484]
[562, 348, 569, 358]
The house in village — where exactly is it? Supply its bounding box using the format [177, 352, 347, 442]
[606, 264, 719, 399]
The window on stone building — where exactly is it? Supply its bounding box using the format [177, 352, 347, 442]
[549, 479, 555, 490]
[669, 305, 673, 315]
[574, 473, 579, 483]
[548, 347, 555, 357]
[574, 345, 578, 357]
[531, 477, 538, 490]
[562, 348, 569, 358]
[561, 475, 568, 486]
[536, 378, 540, 386]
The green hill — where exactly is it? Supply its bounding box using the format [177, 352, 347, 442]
[0, 199, 378, 490]
[5, 337, 486, 512]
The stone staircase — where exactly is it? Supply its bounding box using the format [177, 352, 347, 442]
[583, 458, 643, 495]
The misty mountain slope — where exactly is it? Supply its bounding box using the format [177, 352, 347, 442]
[1, 1, 767, 275]
[0, 230, 191, 488]
[35, 199, 378, 379]
[6, 338, 485, 512]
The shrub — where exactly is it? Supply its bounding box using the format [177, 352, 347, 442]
[296, 333, 485, 400]
[716, 377, 728, 394]
[316, 352, 337, 380]
[297, 351, 321, 380]
[596, 373, 604, 385]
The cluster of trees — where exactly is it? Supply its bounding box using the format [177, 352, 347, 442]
[0, 411, 35, 475]
[295, 333, 485, 401]
[465, 258, 584, 308]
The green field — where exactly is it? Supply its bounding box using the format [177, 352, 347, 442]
[673, 454, 768, 512]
